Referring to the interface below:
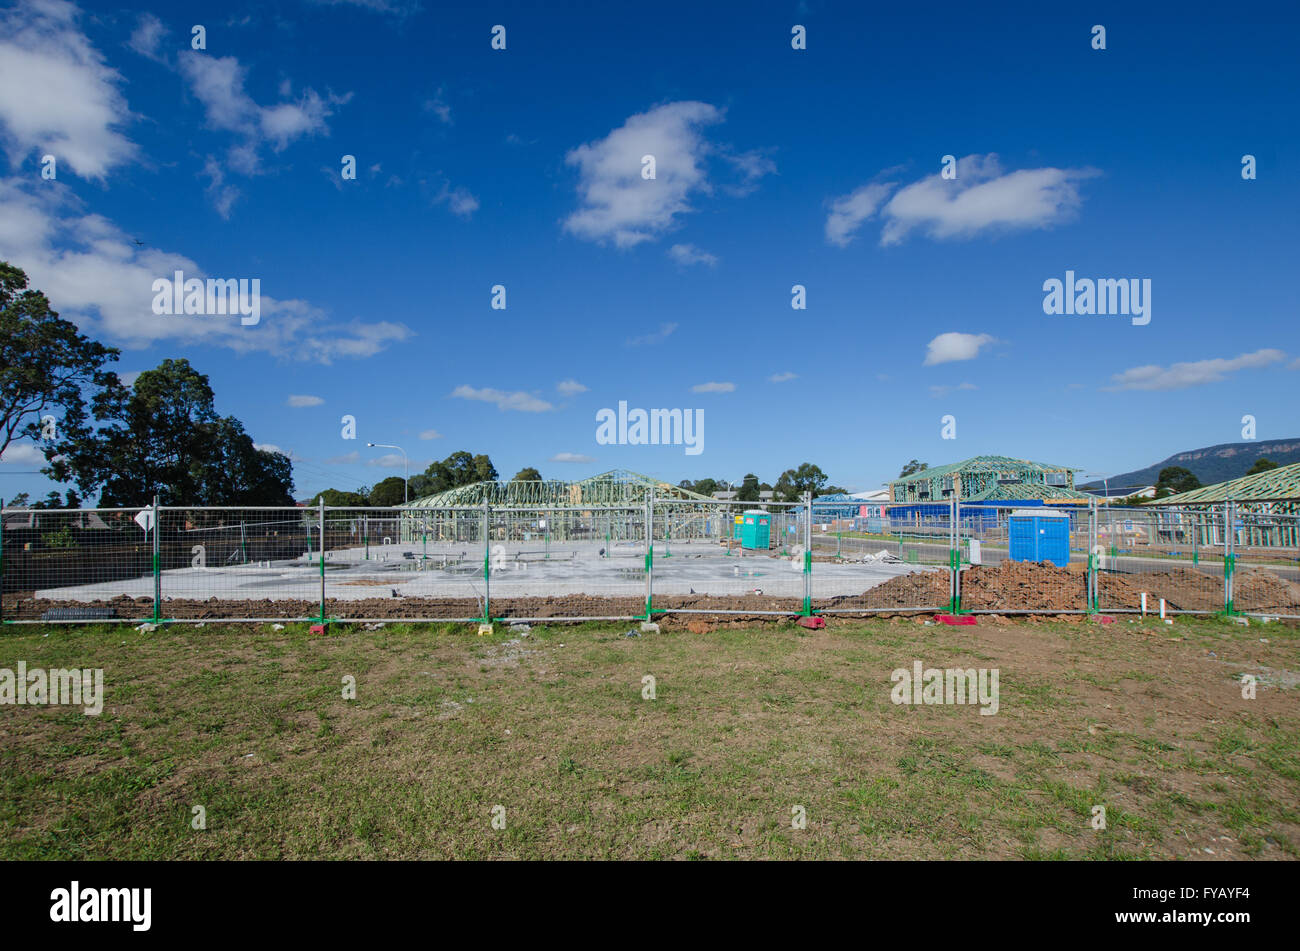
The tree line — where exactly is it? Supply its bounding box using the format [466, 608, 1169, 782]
[2, 262, 293, 507]
[311, 456, 541, 507]
[680, 463, 847, 502]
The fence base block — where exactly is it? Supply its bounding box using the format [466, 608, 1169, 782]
[797, 616, 826, 629]
[935, 614, 977, 626]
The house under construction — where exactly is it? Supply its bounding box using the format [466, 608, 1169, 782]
[398, 469, 721, 543]
[889, 455, 1090, 504]
[1145, 461, 1300, 547]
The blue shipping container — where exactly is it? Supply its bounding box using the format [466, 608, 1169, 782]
[1007, 508, 1071, 567]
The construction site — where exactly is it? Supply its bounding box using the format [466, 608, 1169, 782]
[4, 464, 1299, 624]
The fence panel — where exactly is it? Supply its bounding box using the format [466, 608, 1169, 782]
[1093, 505, 1226, 614]
[318, 505, 484, 622]
[652, 499, 806, 616]
[956, 503, 1090, 613]
[810, 499, 952, 613]
[479, 505, 645, 621]
[1, 507, 155, 622]
[150, 507, 315, 621]
[1230, 511, 1300, 618]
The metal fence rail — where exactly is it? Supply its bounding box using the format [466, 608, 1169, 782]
[2, 497, 1297, 624]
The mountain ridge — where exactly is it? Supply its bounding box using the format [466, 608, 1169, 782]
[1080, 439, 1300, 490]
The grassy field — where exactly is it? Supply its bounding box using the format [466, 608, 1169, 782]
[1, 613, 1297, 860]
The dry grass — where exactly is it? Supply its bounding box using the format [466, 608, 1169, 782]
[0, 614, 1297, 859]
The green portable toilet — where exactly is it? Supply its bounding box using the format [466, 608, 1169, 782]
[740, 510, 771, 550]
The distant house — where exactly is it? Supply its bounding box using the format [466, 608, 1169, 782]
[1, 509, 111, 531]
[889, 455, 1090, 505]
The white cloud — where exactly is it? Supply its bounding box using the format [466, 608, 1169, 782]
[287, 394, 324, 407]
[325, 451, 360, 465]
[924, 332, 996, 366]
[929, 382, 977, 398]
[825, 183, 894, 247]
[563, 101, 770, 248]
[307, 0, 421, 14]
[418, 429, 442, 440]
[127, 12, 169, 63]
[826, 154, 1097, 247]
[178, 49, 349, 214]
[719, 148, 776, 196]
[668, 243, 718, 267]
[549, 452, 595, 464]
[556, 379, 588, 396]
[1105, 349, 1286, 391]
[432, 180, 478, 218]
[180, 51, 345, 150]
[1288, 357, 1300, 371]
[692, 381, 735, 393]
[0, 443, 45, 465]
[450, 385, 553, 412]
[199, 156, 240, 219]
[118, 370, 141, 387]
[626, 322, 677, 347]
[768, 371, 798, 383]
[0, 0, 139, 180]
[424, 86, 452, 124]
[366, 453, 408, 468]
[0, 178, 411, 361]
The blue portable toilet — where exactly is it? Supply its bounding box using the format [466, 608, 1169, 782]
[740, 510, 771, 550]
[1008, 508, 1070, 567]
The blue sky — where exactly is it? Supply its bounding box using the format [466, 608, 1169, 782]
[1, 0, 1297, 502]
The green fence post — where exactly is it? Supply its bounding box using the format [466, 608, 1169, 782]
[318, 500, 327, 624]
[802, 493, 813, 616]
[1223, 500, 1236, 616]
[1086, 500, 1097, 613]
[482, 500, 491, 623]
[949, 548, 960, 614]
[644, 491, 654, 620]
[151, 495, 162, 623]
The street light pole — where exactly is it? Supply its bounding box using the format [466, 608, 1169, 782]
[366, 442, 409, 504]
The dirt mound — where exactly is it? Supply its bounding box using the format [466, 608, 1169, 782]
[960, 560, 1088, 611]
[822, 561, 1087, 612]
[1099, 565, 1300, 614]
[1, 592, 805, 623]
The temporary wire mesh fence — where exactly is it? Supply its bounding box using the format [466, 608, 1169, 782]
[2, 497, 1297, 624]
